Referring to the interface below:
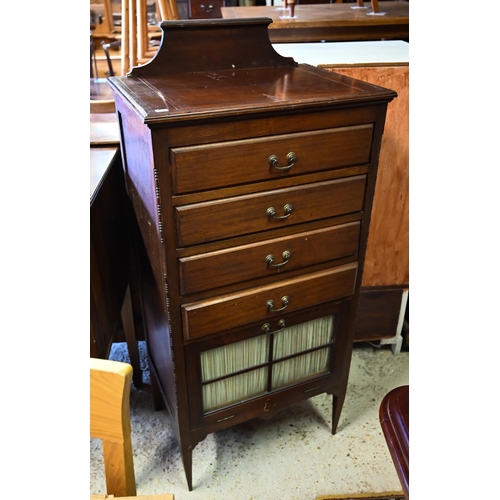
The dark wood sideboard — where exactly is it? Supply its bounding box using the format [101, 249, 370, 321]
[108, 18, 396, 490]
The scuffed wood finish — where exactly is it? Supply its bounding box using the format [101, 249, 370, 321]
[325, 65, 409, 287]
[108, 19, 396, 491]
[221, 2, 409, 43]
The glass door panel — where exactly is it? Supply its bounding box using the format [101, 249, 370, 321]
[203, 367, 268, 411]
[273, 315, 334, 359]
[272, 347, 330, 389]
[201, 334, 269, 382]
[199, 314, 335, 413]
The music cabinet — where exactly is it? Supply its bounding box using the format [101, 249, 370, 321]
[108, 18, 396, 490]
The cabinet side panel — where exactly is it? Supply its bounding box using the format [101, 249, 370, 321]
[141, 253, 179, 429]
[114, 97, 180, 428]
[115, 100, 163, 287]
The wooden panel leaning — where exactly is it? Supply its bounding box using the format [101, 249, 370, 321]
[90, 358, 136, 497]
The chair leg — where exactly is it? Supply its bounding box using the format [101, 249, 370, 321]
[102, 438, 137, 497]
[90, 34, 99, 78]
[101, 40, 119, 77]
[121, 0, 130, 74]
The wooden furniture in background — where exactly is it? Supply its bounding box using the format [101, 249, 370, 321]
[272, 40, 409, 351]
[380, 385, 409, 499]
[91, 78, 116, 114]
[90, 112, 120, 145]
[90, 358, 136, 497]
[91, 0, 179, 78]
[187, 0, 225, 19]
[109, 18, 396, 490]
[323, 58, 408, 351]
[90, 144, 143, 387]
[221, 1, 409, 43]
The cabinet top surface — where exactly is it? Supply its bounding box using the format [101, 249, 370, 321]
[109, 64, 395, 124]
[107, 18, 396, 124]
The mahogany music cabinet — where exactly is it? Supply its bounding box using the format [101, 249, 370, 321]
[108, 18, 396, 491]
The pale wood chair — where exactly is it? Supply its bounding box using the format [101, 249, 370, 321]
[90, 358, 175, 499]
[90, 358, 136, 497]
[121, 0, 179, 75]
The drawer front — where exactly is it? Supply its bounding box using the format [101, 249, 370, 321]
[170, 125, 373, 194]
[175, 175, 366, 247]
[178, 221, 361, 295]
[188, 0, 224, 18]
[181, 263, 358, 339]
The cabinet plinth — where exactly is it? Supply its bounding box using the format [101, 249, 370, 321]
[108, 18, 396, 491]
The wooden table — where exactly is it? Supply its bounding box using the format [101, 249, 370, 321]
[90, 113, 120, 145]
[90, 139, 143, 387]
[221, 2, 409, 43]
[91, 78, 116, 114]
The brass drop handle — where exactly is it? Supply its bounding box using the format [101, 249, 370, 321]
[266, 204, 292, 220]
[266, 250, 291, 268]
[262, 319, 286, 334]
[268, 152, 296, 171]
[267, 296, 289, 313]
[200, 3, 214, 11]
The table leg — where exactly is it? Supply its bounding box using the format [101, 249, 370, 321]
[121, 284, 143, 387]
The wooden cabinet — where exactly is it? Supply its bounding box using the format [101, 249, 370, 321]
[108, 18, 396, 491]
[187, 0, 225, 18]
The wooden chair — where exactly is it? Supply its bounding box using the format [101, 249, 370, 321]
[121, 0, 179, 75]
[90, 358, 175, 499]
[90, 358, 137, 497]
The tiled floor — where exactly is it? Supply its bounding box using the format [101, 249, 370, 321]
[90, 342, 408, 500]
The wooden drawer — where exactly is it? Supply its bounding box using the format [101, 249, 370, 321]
[188, 0, 224, 18]
[181, 263, 358, 339]
[178, 221, 360, 295]
[170, 124, 373, 194]
[175, 175, 366, 246]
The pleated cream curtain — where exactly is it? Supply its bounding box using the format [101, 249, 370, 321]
[201, 315, 334, 412]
